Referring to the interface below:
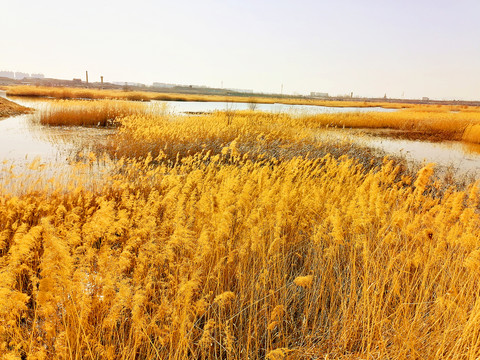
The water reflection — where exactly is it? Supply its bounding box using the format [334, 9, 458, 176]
[0, 97, 115, 192]
[0, 113, 114, 164]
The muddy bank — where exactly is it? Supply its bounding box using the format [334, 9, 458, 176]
[0, 97, 31, 119]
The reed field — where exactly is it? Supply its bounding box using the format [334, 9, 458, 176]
[36, 98, 480, 145]
[301, 107, 480, 143]
[4, 85, 411, 109]
[2, 100, 480, 359]
[5, 85, 212, 103]
[35, 100, 164, 127]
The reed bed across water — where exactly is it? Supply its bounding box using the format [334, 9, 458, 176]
[301, 108, 480, 143]
[34, 97, 480, 146]
[5, 85, 412, 109]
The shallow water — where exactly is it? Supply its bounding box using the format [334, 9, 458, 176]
[155, 100, 397, 115]
[2, 92, 397, 115]
[1, 94, 480, 184]
[318, 128, 480, 177]
[0, 94, 396, 167]
[0, 94, 115, 191]
[0, 113, 114, 164]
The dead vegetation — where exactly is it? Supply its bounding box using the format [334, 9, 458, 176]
[6, 85, 411, 109]
[0, 97, 31, 119]
[2, 100, 480, 359]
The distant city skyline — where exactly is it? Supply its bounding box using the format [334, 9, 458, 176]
[0, 69, 258, 93]
[0, 70, 45, 80]
[1, 0, 479, 100]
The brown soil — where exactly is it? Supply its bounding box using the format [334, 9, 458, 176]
[0, 97, 31, 119]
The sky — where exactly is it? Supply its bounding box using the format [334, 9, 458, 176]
[1, 0, 480, 100]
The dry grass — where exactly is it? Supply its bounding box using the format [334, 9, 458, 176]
[111, 108, 480, 164]
[113, 110, 307, 158]
[301, 107, 480, 143]
[33, 98, 480, 145]
[111, 110, 389, 172]
[6, 85, 412, 109]
[0, 97, 31, 119]
[11, 84, 480, 144]
[36, 100, 166, 126]
[3, 103, 480, 359]
[1, 149, 480, 359]
[6, 85, 208, 103]
[463, 124, 480, 144]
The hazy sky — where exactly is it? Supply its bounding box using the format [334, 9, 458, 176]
[1, 0, 479, 100]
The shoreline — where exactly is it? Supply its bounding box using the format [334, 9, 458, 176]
[0, 96, 31, 119]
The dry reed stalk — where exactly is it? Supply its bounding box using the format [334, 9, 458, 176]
[37, 100, 150, 126]
[301, 108, 480, 142]
[2, 103, 480, 359]
[462, 124, 480, 144]
[1, 148, 480, 359]
[0, 97, 31, 118]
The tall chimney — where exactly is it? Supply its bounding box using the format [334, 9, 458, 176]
[86, 71, 89, 85]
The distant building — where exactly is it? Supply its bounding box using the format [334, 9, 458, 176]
[0, 71, 15, 79]
[1, 71, 46, 79]
[227, 88, 254, 94]
[112, 81, 144, 87]
[152, 82, 177, 88]
[72, 78, 82, 84]
[15, 72, 29, 80]
[310, 92, 329, 98]
[422, 97, 430, 101]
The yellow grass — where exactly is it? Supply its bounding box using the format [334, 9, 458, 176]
[3, 103, 480, 359]
[0, 97, 31, 119]
[32, 98, 480, 146]
[463, 124, 480, 144]
[1, 150, 480, 359]
[5, 85, 412, 109]
[111, 110, 387, 171]
[20, 87, 480, 143]
[36, 100, 164, 126]
[112, 108, 480, 163]
[301, 108, 480, 143]
[113, 110, 310, 159]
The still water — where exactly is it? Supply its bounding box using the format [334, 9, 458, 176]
[318, 129, 480, 177]
[159, 100, 397, 115]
